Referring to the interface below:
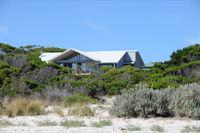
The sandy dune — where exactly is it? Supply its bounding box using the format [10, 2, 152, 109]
[0, 115, 200, 133]
[0, 97, 199, 133]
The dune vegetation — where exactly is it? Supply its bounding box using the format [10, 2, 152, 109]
[0, 43, 200, 120]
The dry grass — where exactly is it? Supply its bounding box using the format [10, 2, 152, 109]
[68, 106, 94, 117]
[1, 97, 44, 117]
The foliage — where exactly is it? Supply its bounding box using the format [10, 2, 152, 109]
[0, 43, 17, 55]
[110, 83, 200, 119]
[169, 44, 200, 65]
[0, 43, 200, 100]
[168, 83, 200, 119]
[63, 94, 96, 107]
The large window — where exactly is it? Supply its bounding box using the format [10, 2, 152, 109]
[68, 53, 89, 61]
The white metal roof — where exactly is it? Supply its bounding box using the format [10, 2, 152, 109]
[40, 49, 138, 63]
[86, 51, 127, 63]
[40, 52, 63, 62]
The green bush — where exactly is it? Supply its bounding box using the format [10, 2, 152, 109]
[105, 81, 126, 95]
[63, 94, 96, 107]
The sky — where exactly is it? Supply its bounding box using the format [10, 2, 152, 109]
[0, 0, 200, 63]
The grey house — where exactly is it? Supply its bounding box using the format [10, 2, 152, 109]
[40, 48, 144, 72]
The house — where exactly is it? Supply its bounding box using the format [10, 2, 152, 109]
[40, 48, 144, 72]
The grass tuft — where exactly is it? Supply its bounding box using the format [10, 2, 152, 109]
[181, 125, 200, 133]
[90, 120, 112, 128]
[17, 122, 28, 126]
[126, 125, 141, 131]
[151, 125, 164, 132]
[37, 120, 58, 126]
[0, 119, 15, 127]
[60, 119, 86, 127]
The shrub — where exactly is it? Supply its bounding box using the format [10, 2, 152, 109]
[110, 89, 172, 117]
[105, 81, 126, 95]
[109, 92, 136, 117]
[168, 83, 200, 119]
[60, 120, 86, 127]
[110, 83, 200, 119]
[90, 120, 112, 127]
[63, 94, 96, 107]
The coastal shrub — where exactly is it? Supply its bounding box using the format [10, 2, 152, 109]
[109, 92, 136, 117]
[33, 83, 92, 102]
[105, 81, 126, 95]
[168, 83, 200, 119]
[110, 83, 200, 119]
[63, 94, 96, 107]
[110, 89, 171, 117]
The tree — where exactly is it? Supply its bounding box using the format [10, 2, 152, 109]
[0, 43, 17, 55]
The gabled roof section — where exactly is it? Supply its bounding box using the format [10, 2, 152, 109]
[86, 51, 127, 63]
[48, 48, 100, 62]
[40, 52, 63, 62]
